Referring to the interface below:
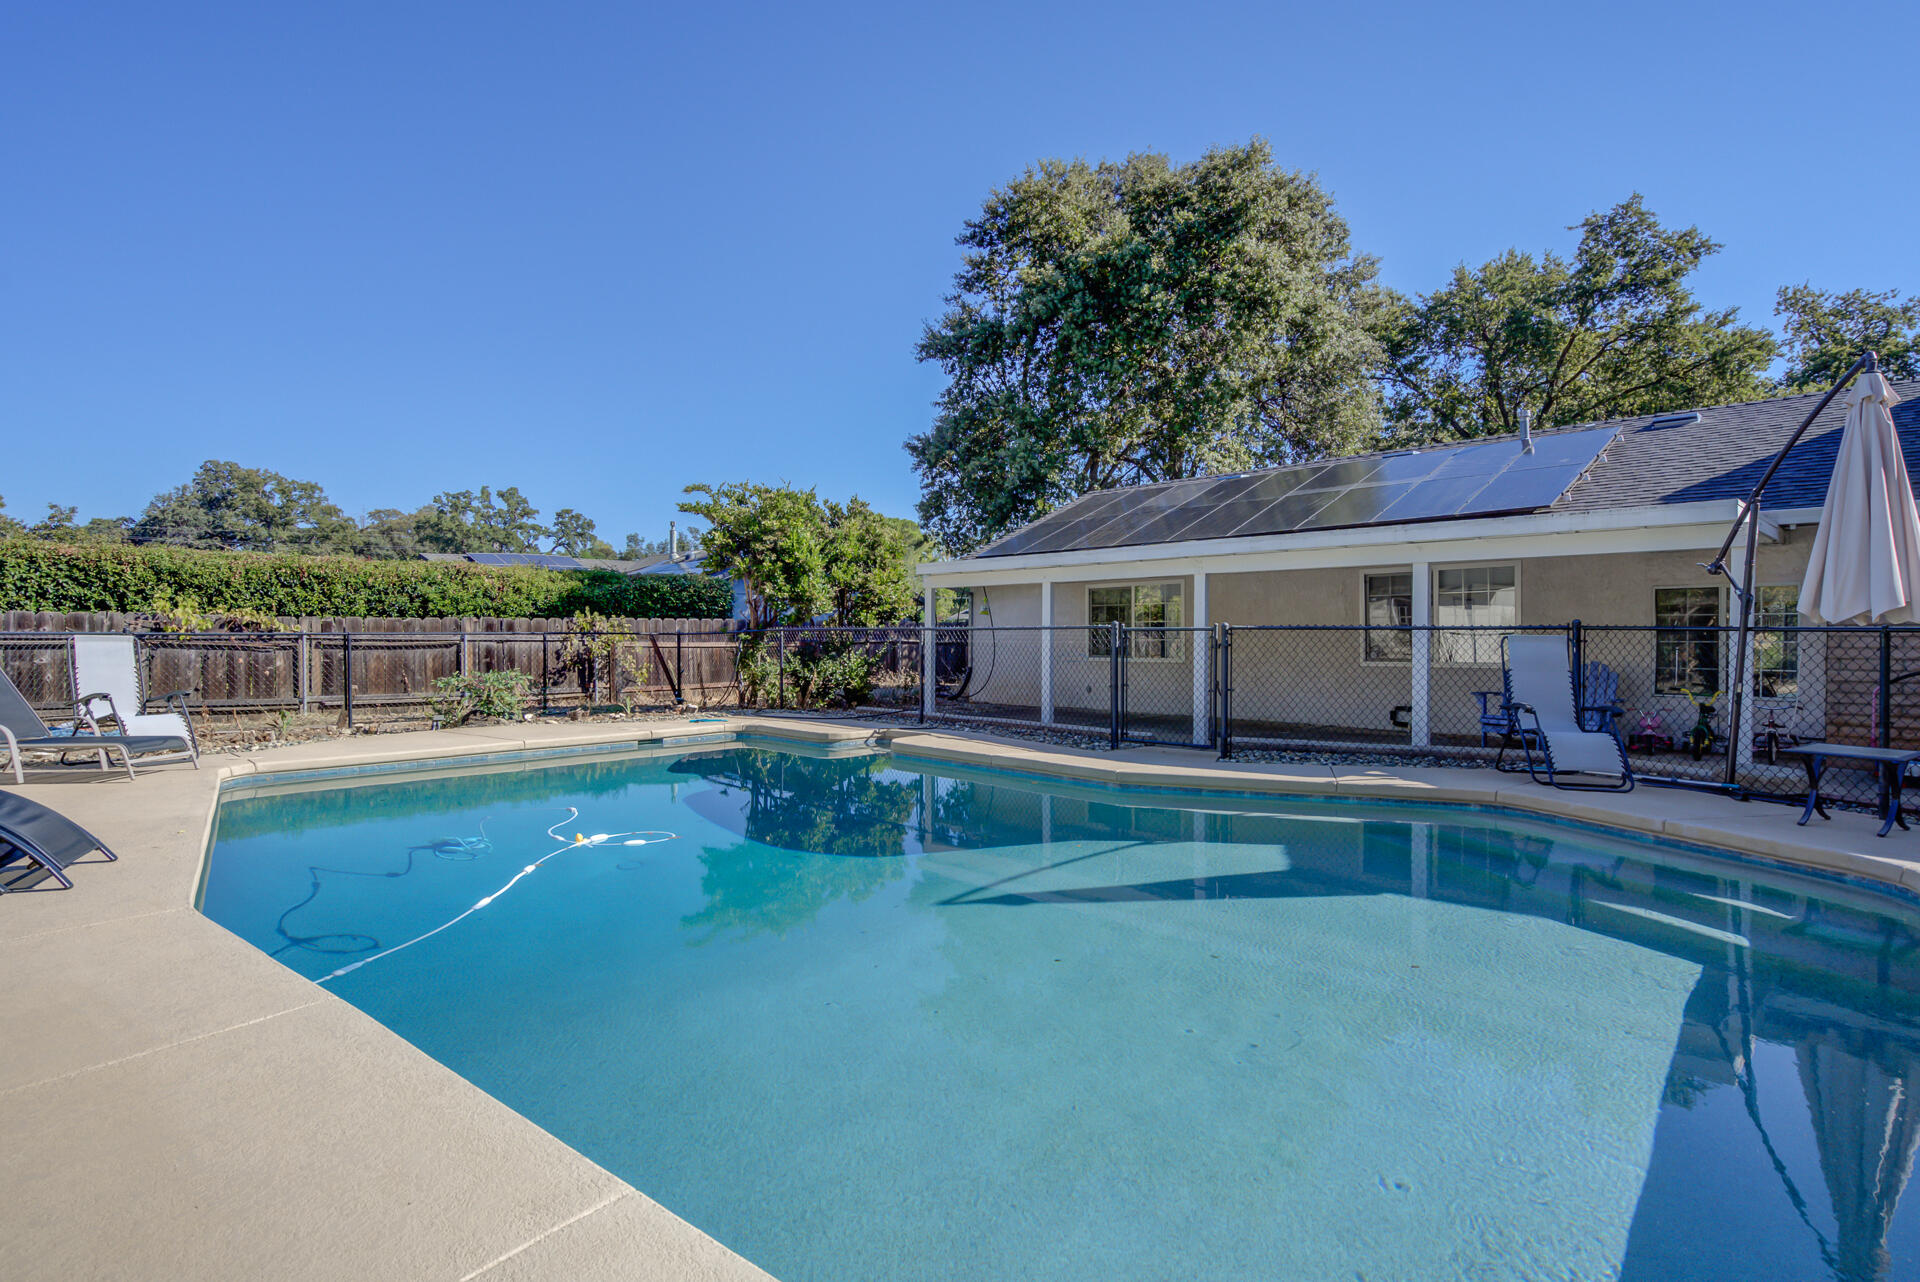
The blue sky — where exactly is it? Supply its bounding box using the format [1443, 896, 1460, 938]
[4, 0, 1914, 544]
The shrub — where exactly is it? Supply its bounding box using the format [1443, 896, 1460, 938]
[0, 539, 731, 620]
[430, 670, 533, 726]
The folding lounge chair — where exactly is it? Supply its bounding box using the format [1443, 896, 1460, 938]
[69, 634, 200, 768]
[1501, 635, 1634, 792]
[0, 788, 116, 891]
[0, 666, 194, 784]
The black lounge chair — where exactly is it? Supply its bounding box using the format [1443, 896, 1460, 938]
[0, 666, 194, 784]
[0, 789, 116, 891]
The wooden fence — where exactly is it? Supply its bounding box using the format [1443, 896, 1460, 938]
[0, 614, 741, 715]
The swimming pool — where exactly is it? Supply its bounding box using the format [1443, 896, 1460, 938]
[201, 742, 1920, 1281]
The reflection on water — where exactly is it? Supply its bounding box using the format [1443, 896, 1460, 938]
[203, 746, 1920, 1280]
[672, 750, 1920, 1279]
[669, 751, 916, 941]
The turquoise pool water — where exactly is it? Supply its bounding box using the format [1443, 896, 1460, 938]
[202, 743, 1920, 1281]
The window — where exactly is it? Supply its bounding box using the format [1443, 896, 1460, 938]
[1754, 585, 1800, 699]
[1434, 565, 1517, 664]
[1364, 573, 1412, 662]
[1087, 582, 1185, 657]
[1655, 587, 1721, 695]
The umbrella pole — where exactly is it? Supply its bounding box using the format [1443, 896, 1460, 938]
[1710, 351, 1879, 791]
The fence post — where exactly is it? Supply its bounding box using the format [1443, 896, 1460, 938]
[1218, 623, 1233, 760]
[777, 630, 786, 709]
[343, 631, 354, 729]
[1570, 620, 1585, 713]
[540, 632, 550, 714]
[921, 585, 936, 722]
[676, 631, 685, 706]
[1882, 625, 1893, 750]
[1109, 621, 1122, 750]
[458, 628, 468, 678]
[296, 631, 309, 714]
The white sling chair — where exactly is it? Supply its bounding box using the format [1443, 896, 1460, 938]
[69, 634, 200, 769]
[1502, 635, 1633, 792]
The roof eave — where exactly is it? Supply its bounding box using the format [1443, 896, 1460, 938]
[918, 499, 1772, 584]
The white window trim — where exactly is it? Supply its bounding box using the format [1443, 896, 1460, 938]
[1431, 561, 1521, 668]
[1650, 582, 1727, 698]
[1083, 580, 1190, 663]
[1360, 568, 1415, 667]
[1360, 562, 1522, 667]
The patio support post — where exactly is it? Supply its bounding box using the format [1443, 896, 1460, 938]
[1409, 562, 1431, 748]
[1711, 349, 1877, 790]
[1192, 571, 1210, 746]
[921, 584, 936, 721]
[1040, 579, 1054, 726]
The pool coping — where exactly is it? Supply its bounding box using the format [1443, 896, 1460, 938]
[7, 712, 1920, 1281]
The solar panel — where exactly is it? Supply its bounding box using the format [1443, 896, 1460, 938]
[1070, 478, 1242, 550]
[1286, 480, 1424, 532]
[1425, 438, 1519, 479]
[1228, 486, 1345, 537]
[1370, 473, 1497, 524]
[1352, 449, 1448, 485]
[980, 489, 1140, 557]
[969, 425, 1618, 555]
[467, 553, 504, 565]
[1480, 464, 1588, 513]
[1291, 456, 1384, 491]
[1152, 468, 1329, 544]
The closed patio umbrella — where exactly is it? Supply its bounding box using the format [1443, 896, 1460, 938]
[1800, 371, 1918, 624]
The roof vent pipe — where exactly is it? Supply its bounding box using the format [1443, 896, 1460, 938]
[1517, 403, 1534, 454]
[670, 521, 678, 559]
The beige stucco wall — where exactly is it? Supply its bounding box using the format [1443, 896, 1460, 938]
[952, 529, 1836, 744]
[966, 577, 1197, 722]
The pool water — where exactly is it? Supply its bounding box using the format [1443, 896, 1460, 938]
[202, 743, 1920, 1281]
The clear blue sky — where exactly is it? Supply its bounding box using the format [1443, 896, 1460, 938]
[4, 0, 1914, 544]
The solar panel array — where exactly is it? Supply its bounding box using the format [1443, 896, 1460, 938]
[463, 552, 587, 569]
[978, 426, 1620, 558]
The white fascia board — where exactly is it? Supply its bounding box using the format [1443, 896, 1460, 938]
[918, 499, 1775, 588]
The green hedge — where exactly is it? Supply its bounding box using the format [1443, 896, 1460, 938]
[0, 540, 733, 620]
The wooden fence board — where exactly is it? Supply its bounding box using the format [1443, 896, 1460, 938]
[0, 614, 738, 712]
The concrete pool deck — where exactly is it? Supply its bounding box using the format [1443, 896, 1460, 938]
[5, 713, 1920, 1280]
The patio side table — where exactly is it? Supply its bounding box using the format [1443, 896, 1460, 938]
[1779, 744, 1920, 839]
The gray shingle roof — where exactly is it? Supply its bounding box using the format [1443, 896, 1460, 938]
[971, 379, 1920, 558]
[1552, 379, 1920, 513]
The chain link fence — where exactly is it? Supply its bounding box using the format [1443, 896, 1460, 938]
[8, 620, 1920, 812]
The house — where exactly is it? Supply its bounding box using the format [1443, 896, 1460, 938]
[913, 380, 1920, 758]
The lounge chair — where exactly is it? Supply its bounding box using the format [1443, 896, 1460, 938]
[1501, 635, 1634, 792]
[68, 634, 200, 768]
[0, 789, 116, 891]
[0, 666, 195, 784]
[1476, 658, 1625, 762]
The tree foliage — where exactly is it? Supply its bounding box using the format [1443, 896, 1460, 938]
[133, 460, 362, 553]
[909, 139, 1388, 551]
[1774, 284, 1920, 391]
[680, 482, 832, 629]
[1382, 195, 1777, 441]
[414, 485, 550, 553]
[823, 499, 919, 626]
[680, 483, 923, 629]
[548, 508, 616, 558]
